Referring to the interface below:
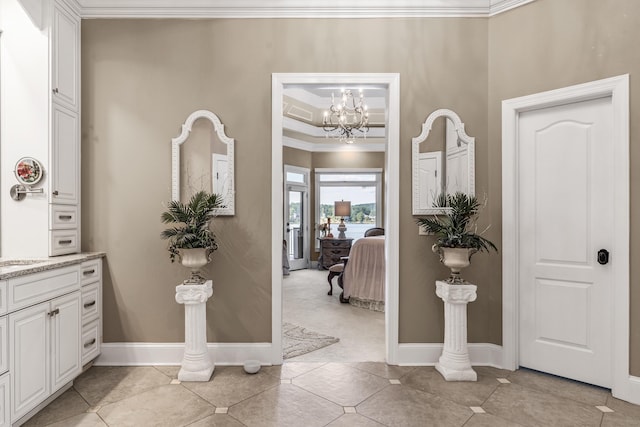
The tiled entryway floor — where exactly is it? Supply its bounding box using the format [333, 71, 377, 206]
[24, 364, 640, 427]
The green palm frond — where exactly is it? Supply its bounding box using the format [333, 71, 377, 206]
[160, 191, 226, 262]
[416, 192, 497, 254]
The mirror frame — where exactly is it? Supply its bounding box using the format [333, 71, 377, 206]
[172, 109, 235, 215]
[412, 108, 475, 215]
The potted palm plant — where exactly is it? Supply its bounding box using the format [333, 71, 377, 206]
[161, 191, 225, 283]
[417, 192, 497, 283]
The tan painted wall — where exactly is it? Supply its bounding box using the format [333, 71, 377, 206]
[81, 17, 490, 344]
[488, 0, 640, 374]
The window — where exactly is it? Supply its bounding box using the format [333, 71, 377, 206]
[315, 168, 382, 248]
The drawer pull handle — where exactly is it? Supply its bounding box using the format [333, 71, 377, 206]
[84, 338, 96, 348]
[59, 239, 73, 245]
[84, 300, 96, 308]
[52, 190, 59, 196]
[48, 308, 60, 317]
[58, 215, 73, 220]
[83, 269, 96, 275]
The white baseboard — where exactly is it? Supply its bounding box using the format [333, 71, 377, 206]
[613, 375, 640, 405]
[396, 343, 504, 369]
[94, 342, 274, 366]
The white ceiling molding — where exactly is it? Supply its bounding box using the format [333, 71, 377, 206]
[77, 0, 536, 19]
[283, 116, 386, 139]
[283, 136, 385, 153]
[489, 0, 535, 16]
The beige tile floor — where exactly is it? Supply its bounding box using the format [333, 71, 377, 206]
[24, 269, 640, 426]
[23, 364, 640, 426]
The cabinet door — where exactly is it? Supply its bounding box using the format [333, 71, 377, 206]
[10, 303, 50, 421]
[51, 1, 79, 111]
[0, 373, 9, 427]
[50, 292, 81, 393]
[51, 105, 79, 205]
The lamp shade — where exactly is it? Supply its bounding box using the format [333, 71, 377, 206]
[334, 201, 351, 217]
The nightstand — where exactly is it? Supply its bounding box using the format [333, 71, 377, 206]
[318, 238, 353, 269]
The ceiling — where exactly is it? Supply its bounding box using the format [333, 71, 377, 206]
[283, 85, 387, 153]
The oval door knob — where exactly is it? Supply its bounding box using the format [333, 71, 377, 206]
[597, 249, 610, 265]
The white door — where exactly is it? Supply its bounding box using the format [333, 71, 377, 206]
[417, 152, 442, 209]
[285, 186, 308, 271]
[284, 166, 309, 271]
[51, 292, 81, 393]
[518, 96, 614, 388]
[10, 302, 50, 421]
[212, 153, 229, 196]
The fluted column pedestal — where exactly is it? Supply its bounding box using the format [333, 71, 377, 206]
[435, 280, 477, 381]
[175, 280, 214, 382]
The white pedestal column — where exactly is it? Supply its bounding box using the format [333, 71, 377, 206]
[175, 280, 214, 382]
[435, 280, 477, 381]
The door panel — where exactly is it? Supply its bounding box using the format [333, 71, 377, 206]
[10, 302, 50, 420]
[518, 96, 613, 388]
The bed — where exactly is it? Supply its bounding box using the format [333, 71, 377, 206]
[341, 235, 385, 312]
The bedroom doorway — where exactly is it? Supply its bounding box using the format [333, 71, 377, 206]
[271, 73, 401, 365]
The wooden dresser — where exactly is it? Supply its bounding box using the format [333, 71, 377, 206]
[319, 238, 353, 269]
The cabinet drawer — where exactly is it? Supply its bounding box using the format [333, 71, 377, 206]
[49, 204, 79, 230]
[81, 319, 100, 365]
[80, 260, 101, 286]
[8, 266, 79, 312]
[0, 317, 6, 375]
[81, 282, 100, 325]
[49, 229, 79, 256]
[325, 240, 351, 249]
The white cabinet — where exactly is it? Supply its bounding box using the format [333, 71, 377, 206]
[80, 260, 102, 365]
[50, 292, 81, 393]
[0, 374, 10, 427]
[0, 0, 81, 258]
[51, 1, 80, 111]
[9, 291, 81, 421]
[50, 105, 80, 205]
[10, 302, 50, 421]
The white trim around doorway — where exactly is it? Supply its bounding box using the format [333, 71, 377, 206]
[271, 73, 401, 365]
[502, 74, 638, 404]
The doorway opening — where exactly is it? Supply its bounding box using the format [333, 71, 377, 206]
[271, 73, 400, 365]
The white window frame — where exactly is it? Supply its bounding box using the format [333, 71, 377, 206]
[314, 168, 383, 250]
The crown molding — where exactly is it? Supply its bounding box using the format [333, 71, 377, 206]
[283, 136, 385, 153]
[77, 0, 536, 19]
[489, 0, 535, 16]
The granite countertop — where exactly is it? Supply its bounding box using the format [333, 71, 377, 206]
[0, 252, 106, 280]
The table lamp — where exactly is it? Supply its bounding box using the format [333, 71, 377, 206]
[334, 200, 351, 239]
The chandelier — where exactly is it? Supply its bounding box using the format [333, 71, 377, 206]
[322, 89, 369, 144]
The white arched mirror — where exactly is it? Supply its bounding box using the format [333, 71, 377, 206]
[412, 108, 475, 215]
[172, 109, 235, 215]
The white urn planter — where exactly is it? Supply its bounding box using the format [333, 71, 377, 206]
[175, 280, 214, 381]
[433, 245, 477, 283]
[179, 248, 212, 284]
[435, 280, 477, 381]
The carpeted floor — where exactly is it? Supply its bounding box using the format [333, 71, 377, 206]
[282, 322, 339, 359]
[283, 268, 385, 362]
